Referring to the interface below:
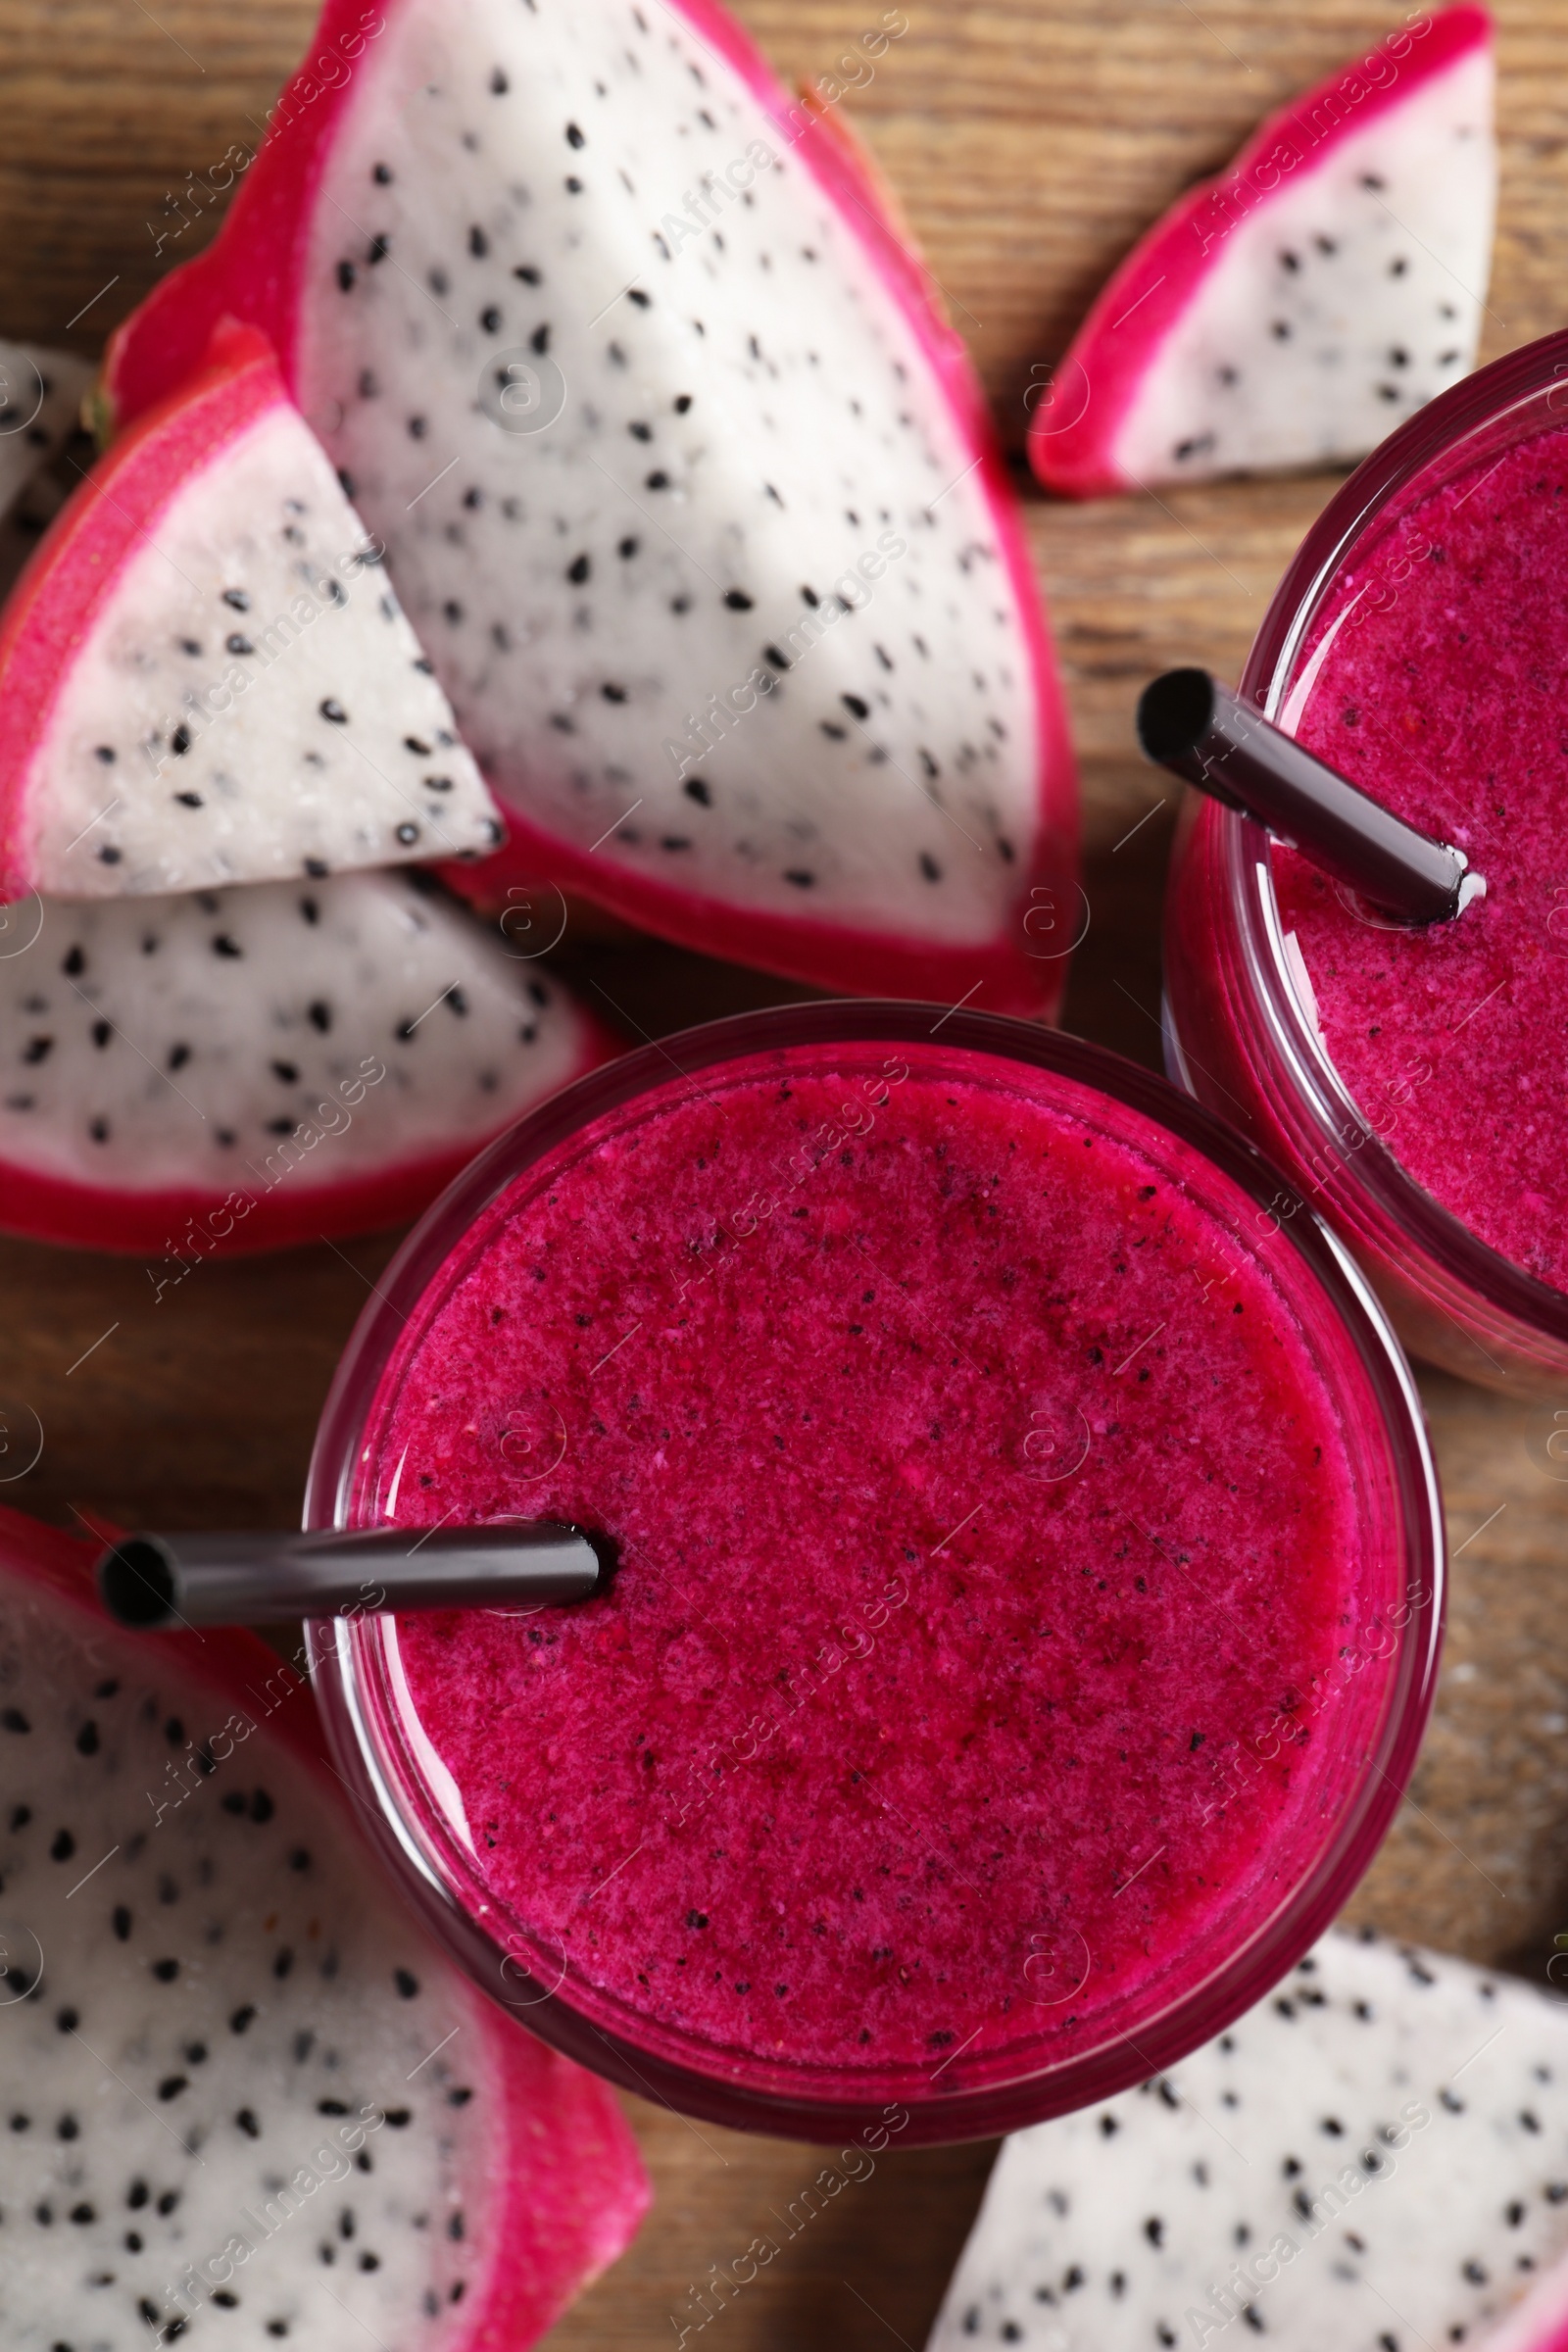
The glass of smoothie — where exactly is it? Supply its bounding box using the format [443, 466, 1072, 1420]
[1166, 327, 1568, 1395]
[305, 1003, 1442, 2143]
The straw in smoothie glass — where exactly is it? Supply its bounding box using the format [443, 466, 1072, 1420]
[96, 1523, 607, 1630]
[1138, 668, 1486, 925]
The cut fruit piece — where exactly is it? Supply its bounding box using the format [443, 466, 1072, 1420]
[1031, 6, 1495, 497]
[929, 1926, 1568, 2352]
[101, 0, 1079, 1017]
[0, 1501, 650, 2349]
[0, 321, 505, 902]
[0, 335, 92, 515]
[0, 867, 617, 1254]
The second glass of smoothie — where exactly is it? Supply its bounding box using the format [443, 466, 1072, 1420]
[1167, 327, 1568, 1394]
[306, 1004, 1442, 2142]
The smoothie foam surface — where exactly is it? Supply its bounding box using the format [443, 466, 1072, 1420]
[1279, 424, 1568, 1291]
[352, 1043, 1380, 2083]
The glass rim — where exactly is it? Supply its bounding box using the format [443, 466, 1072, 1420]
[304, 1000, 1445, 2144]
[1226, 323, 1568, 1347]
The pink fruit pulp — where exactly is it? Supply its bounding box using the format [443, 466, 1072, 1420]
[100, 0, 1079, 1021]
[349, 1039, 1383, 2098]
[1030, 3, 1494, 499]
[1276, 422, 1568, 1296]
[0, 1501, 651, 2348]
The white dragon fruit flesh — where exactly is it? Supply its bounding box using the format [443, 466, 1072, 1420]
[103, 0, 1079, 1016]
[930, 1927, 1568, 2352]
[0, 1502, 649, 2348]
[1032, 6, 1495, 495]
[0, 322, 504, 903]
[0, 867, 613, 1254]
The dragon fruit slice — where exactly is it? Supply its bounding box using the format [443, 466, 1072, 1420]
[929, 1926, 1568, 2352]
[0, 1501, 650, 2346]
[0, 868, 616, 1255]
[0, 336, 92, 518]
[100, 0, 1078, 1017]
[1031, 6, 1495, 497]
[0, 322, 504, 903]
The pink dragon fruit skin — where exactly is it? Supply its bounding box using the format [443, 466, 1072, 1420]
[1032, 4, 1495, 497]
[1482, 2261, 1568, 2352]
[100, 0, 1080, 1020]
[0, 1500, 650, 2346]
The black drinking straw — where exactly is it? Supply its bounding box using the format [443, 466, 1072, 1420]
[1137, 668, 1485, 924]
[96, 1524, 607, 1631]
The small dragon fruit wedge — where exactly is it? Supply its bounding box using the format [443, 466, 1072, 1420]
[0, 1501, 650, 2347]
[1032, 6, 1495, 497]
[101, 0, 1078, 1017]
[929, 1927, 1568, 2352]
[0, 868, 617, 1255]
[0, 320, 505, 904]
[0, 336, 92, 517]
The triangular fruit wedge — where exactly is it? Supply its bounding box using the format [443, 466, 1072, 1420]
[0, 322, 506, 901]
[1032, 6, 1495, 496]
[102, 0, 1079, 1017]
[929, 1926, 1568, 2352]
[0, 336, 92, 515]
[0, 868, 617, 1254]
[0, 1502, 650, 2346]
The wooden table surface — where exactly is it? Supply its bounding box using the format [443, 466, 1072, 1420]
[1, 3, 1566, 2345]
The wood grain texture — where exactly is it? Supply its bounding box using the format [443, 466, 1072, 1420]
[0, 3, 1564, 2346]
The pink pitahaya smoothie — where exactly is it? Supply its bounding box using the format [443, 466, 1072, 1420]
[355, 1040, 1377, 2084]
[1275, 426, 1568, 1293]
